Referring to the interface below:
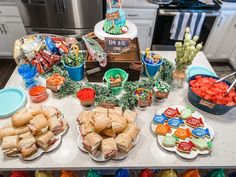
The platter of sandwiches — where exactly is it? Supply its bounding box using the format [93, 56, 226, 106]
[77, 107, 140, 162]
[0, 105, 68, 160]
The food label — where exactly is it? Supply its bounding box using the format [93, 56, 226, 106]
[129, 63, 141, 71]
[86, 67, 101, 75]
[105, 38, 130, 53]
[199, 99, 215, 109]
[110, 81, 122, 88]
[106, 11, 120, 20]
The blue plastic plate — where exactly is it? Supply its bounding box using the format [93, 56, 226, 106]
[186, 66, 217, 81]
[0, 87, 27, 118]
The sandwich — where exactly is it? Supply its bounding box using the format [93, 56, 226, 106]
[42, 106, 58, 119]
[101, 127, 116, 138]
[109, 107, 123, 117]
[80, 120, 94, 136]
[18, 135, 37, 158]
[15, 126, 31, 138]
[28, 114, 49, 135]
[123, 109, 137, 123]
[48, 115, 67, 135]
[27, 105, 42, 116]
[111, 115, 127, 134]
[123, 124, 140, 141]
[115, 133, 133, 153]
[77, 110, 95, 125]
[101, 138, 118, 159]
[36, 131, 58, 151]
[0, 126, 30, 140]
[2, 135, 19, 156]
[93, 114, 111, 132]
[94, 107, 108, 116]
[82, 132, 103, 154]
[12, 108, 33, 127]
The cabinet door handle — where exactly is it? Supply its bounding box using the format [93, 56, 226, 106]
[127, 14, 138, 17]
[0, 25, 3, 34]
[149, 27, 152, 36]
[2, 24, 7, 33]
[217, 16, 223, 27]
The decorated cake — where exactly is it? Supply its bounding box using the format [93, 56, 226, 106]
[104, 0, 128, 35]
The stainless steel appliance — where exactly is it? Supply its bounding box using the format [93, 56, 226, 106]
[151, 0, 221, 50]
[16, 0, 104, 35]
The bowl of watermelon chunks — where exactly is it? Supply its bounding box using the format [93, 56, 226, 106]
[188, 74, 236, 115]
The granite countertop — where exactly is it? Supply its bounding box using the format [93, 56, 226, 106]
[1, 51, 236, 170]
[122, 0, 159, 8]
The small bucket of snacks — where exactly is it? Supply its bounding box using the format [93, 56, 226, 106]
[29, 86, 48, 103]
[77, 88, 96, 109]
[188, 74, 236, 115]
[134, 88, 152, 110]
[142, 48, 163, 78]
[46, 73, 65, 96]
[153, 81, 171, 102]
[104, 68, 129, 95]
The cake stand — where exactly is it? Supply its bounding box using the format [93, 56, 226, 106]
[94, 20, 137, 40]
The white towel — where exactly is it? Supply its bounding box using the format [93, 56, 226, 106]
[189, 13, 198, 37]
[194, 13, 206, 37]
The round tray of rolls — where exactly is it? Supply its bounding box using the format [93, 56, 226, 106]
[0, 105, 68, 161]
[76, 106, 140, 162]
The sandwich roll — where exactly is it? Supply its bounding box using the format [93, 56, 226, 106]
[101, 138, 118, 159]
[93, 114, 111, 132]
[94, 107, 108, 116]
[80, 120, 94, 136]
[12, 108, 33, 127]
[111, 115, 127, 134]
[48, 116, 67, 135]
[123, 109, 137, 123]
[115, 133, 133, 153]
[123, 124, 140, 141]
[0, 127, 15, 140]
[2, 135, 19, 155]
[27, 105, 42, 116]
[36, 131, 58, 151]
[18, 135, 37, 158]
[42, 106, 58, 119]
[77, 111, 95, 125]
[109, 107, 123, 117]
[28, 114, 48, 135]
[82, 132, 103, 154]
[15, 126, 30, 135]
[101, 128, 116, 138]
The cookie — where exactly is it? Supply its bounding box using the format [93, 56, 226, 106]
[180, 107, 194, 120]
[191, 128, 210, 139]
[164, 107, 180, 118]
[191, 137, 213, 151]
[155, 124, 171, 136]
[174, 128, 192, 140]
[186, 117, 204, 128]
[177, 141, 196, 154]
[168, 118, 184, 128]
[162, 135, 179, 147]
[153, 113, 168, 124]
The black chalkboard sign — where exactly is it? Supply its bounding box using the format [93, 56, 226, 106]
[105, 37, 130, 53]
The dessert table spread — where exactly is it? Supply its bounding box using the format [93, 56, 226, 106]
[1, 51, 236, 170]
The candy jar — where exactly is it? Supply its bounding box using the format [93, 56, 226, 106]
[153, 81, 171, 102]
[77, 88, 96, 109]
[134, 88, 152, 110]
[172, 68, 186, 88]
[18, 62, 38, 89]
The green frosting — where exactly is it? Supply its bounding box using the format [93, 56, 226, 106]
[180, 107, 194, 120]
[191, 137, 212, 151]
[103, 20, 124, 35]
[162, 135, 178, 147]
[155, 81, 171, 93]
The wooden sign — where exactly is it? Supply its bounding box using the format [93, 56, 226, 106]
[105, 37, 130, 53]
[106, 11, 120, 20]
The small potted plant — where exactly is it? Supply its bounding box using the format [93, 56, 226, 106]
[174, 27, 203, 88]
[153, 81, 171, 102]
[77, 88, 96, 109]
[62, 45, 87, 81]
[134, 88, 152, 110]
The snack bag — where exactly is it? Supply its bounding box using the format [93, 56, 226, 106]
[115, 169, 129, 177]
[158, 170, 178, 177]
[205, 169, 225, 177]
[181, 169, 201, 177]
[35, 170, 54, 177]
[10, 171, 30, 177]
[139, 169, 154, 177]
[60, 171, 78, 177]
[85, 169, 101, 177]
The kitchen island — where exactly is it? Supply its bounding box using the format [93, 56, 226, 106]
[1, 51, 236, 170]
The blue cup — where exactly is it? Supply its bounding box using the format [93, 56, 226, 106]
[142, 55, 163, 77]
[63, 62, 84, 81]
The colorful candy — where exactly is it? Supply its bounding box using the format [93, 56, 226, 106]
[164, 107, 180, 118]
[155, 124, 171, 136]
[186, 117, 204, 128]
[180, 107, 194, 120]
[177, 141, 195, 153]
[162, 135, 178, 147]
[191, 137, 213, 151]
[174, 128, 191, 140]
[168, 118, 184, 128]
[192, 128, 211, 138]
[153, 114, 168, 124]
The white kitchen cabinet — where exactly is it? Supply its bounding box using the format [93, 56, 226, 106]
[124, 8, 157, 50]
[204, 10, 236, 60]
[229, 45, 236, 69]
[0, 20, 12, 57]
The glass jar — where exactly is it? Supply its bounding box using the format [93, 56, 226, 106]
[172, 70, 186, 88]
